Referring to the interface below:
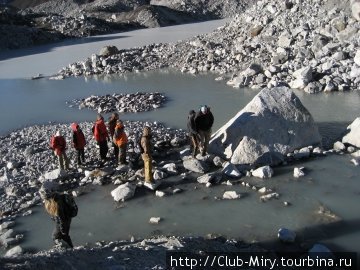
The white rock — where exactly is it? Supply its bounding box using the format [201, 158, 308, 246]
[155, 190, 166, 197]
[183, 158, 209, 173]
[355, 50, 360, 65]
[260, 192, 279, 202]
[4, 245, 23, 257]
[110, 182, 136, 202]
[143, 181, 160, 190]
[209, 87, 321, 166]
[222, 162, 242, 178]
[342, 117, 360, 148]
[252, 166, 274, 179]
[0, 221, 15, 232]
[352, 150, 360, 158]
[278, 228, 296, 243]
[43, 169, 67, 181]
[333, 141, 346, 151]
[352, 2, 360, 21]
[149, 217, 161, 224]
[162, 163, 178, 174]
[351, 159, 359, 166]
[223, 191, 241, 200]
[294, 167, 305, 178]
[153, 169, 167, 180]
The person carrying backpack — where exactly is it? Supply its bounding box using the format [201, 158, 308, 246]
[113, 119, 128, 165]
[194, 105, 214, 156]
[39, 182, 77, 249]
[50, 130, 69, 170]
[71, 123, 86, 166]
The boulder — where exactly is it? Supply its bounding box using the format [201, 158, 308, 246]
[333, 141, 346, 151]
[352, 2, 360, 21]
[43, 169, 67, 181]
[342, 117, 360, 148]
[222, 162, 242, 178]
[4, 245, 23, 257]
[149, 217, 161, 224]
[99, 45, 119, 57]
[183, 158, 209, 173]
[293, 167, 305, 178]
[278, 228, 296, 243]
[223, 191, 241, 200]
[209, 87, 321, 166]
[252, 166, 274, 179]
[197, 173, 222, 184]
[153, 170, 167, 180]
[111, 182, 136, 202]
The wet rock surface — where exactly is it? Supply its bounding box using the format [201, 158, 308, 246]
[68, 92, 166, 113]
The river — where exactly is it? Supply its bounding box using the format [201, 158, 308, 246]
[0, 19, 360, 255]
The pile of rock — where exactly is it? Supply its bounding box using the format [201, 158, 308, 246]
[0, 120, 187, 219]
[68, 92, 166, 113]
[57, 0, 360, 93]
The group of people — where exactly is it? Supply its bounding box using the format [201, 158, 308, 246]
[43, 105, 213, 249]
[187, 105, 214, 157]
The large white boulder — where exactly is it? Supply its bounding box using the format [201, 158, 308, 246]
[252, 166, 274, 179]
[111, 182, 136, 202]
[209, 87, 321, 165]
[342, 117, 360, 148]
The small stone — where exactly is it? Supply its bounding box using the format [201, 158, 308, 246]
[155, 190, 166, 197]
[223, 191, 241, 200]
[149, 217, 161, 224]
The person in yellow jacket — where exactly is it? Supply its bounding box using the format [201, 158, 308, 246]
[113, 119, 128, 165]
[140, 126, 153, 183]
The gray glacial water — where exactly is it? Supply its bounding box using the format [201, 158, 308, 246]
[0, 19, 360, 255]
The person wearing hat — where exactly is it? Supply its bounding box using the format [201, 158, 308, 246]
[187, 110, 199, 157]
[140, 126, 153, 183]
[50, 130, 69, 170]
[113, 119, 128, 165]
[108, 112, 120, 162]
[39, 182, 74, 249]
[92, 114, 110, 165]
[71, 123, 86, 166]
[194, 105, 214, 156]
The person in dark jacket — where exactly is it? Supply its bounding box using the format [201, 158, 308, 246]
[71, 123, 86, 166]
[187, 110, 199, 157]
[194, 105, 214, 156]
[50, 130, 69, 170]
[39, 183, 74, 248]
[108, 113, 119, 162]
[92, 114, 109, 165]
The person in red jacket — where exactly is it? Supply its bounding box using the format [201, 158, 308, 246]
[50, 130, 69, 170]
[71, 123, 86, 166]
[92, 114, 109, 164]
[113, 119, 128, 165]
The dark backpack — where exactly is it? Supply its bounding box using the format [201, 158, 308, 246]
[62, 193, 78, 218]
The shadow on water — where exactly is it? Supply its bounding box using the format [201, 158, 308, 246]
[317, 121, 350, 149]
[260, 218, 360, 254]
[0, 35, 131, 61]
